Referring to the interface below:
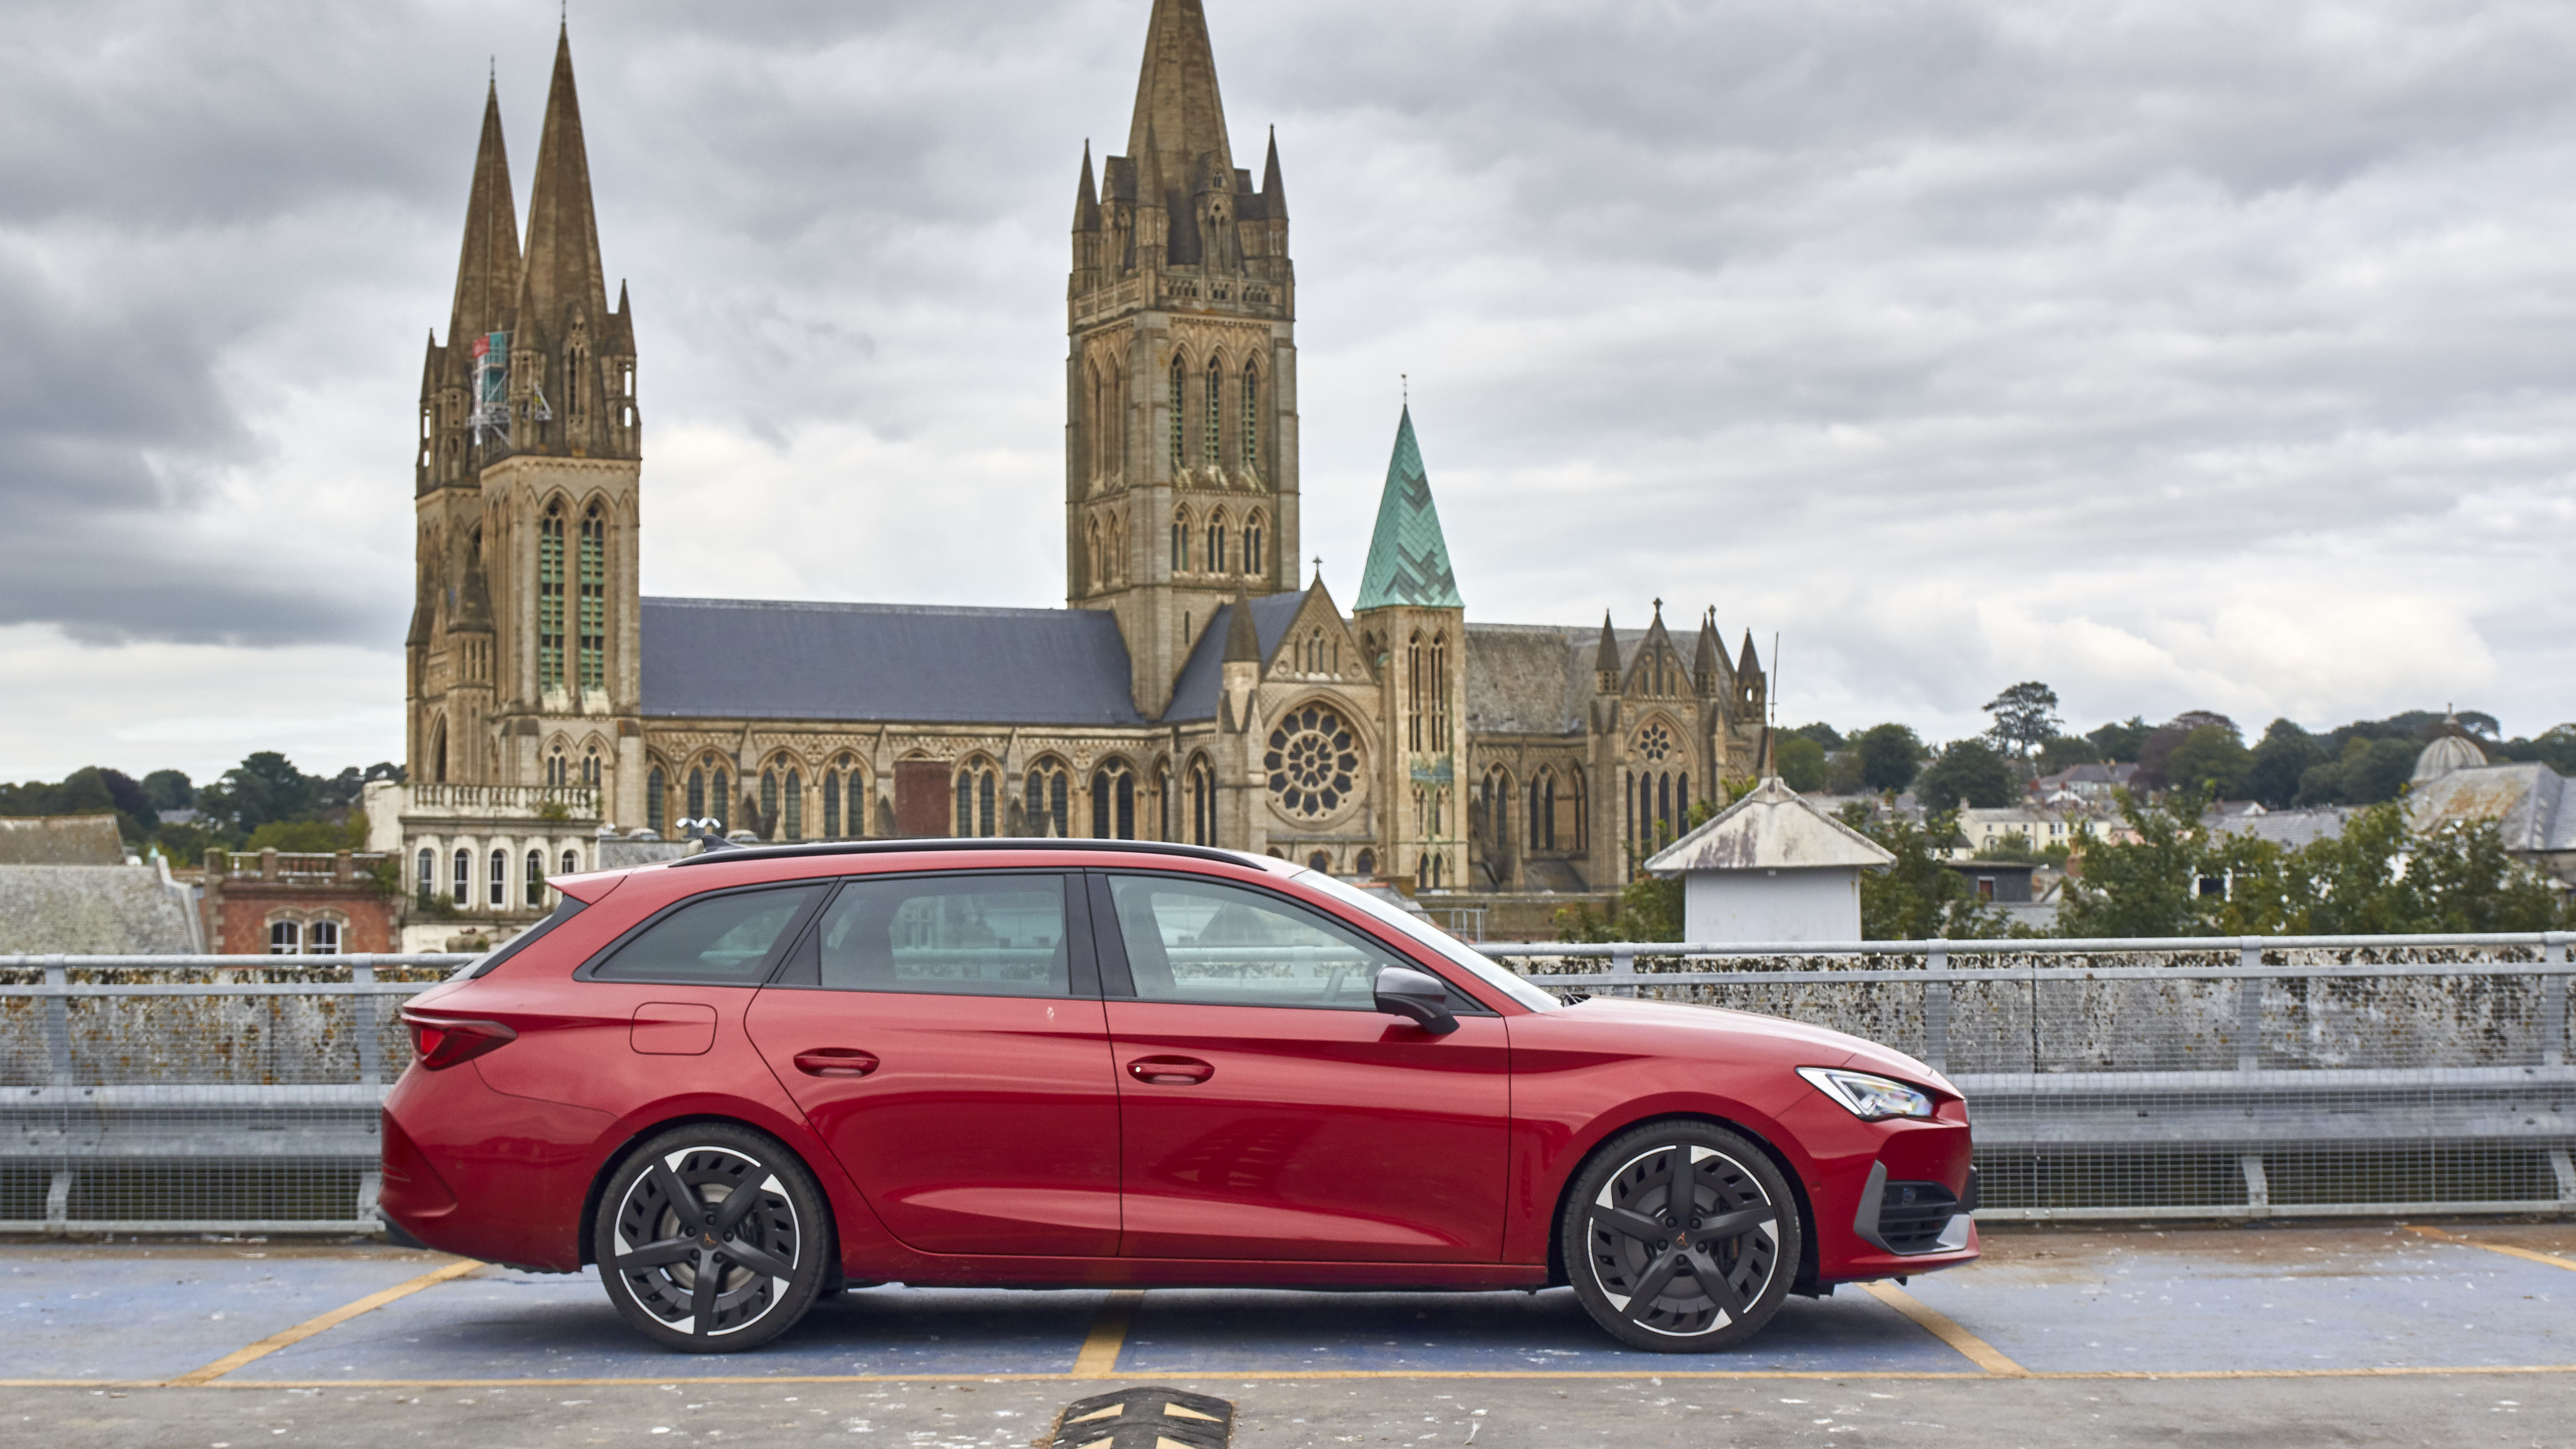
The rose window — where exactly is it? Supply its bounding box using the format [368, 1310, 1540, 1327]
[1267, 706, 1360, 819]
[1637, 722, 1673, 762]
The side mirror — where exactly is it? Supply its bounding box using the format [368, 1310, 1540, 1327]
[1373, 966, 1459, 1036]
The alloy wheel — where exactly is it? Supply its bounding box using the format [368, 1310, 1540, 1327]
[607, 1140, 810, 1344]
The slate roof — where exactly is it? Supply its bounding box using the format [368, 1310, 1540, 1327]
[0, 815, 125, 866]
[1164, 592, 1307, 722]
[2409, 762, 2576, 854]
[2205, 805, 2352, 852]
[640, 597, 1149, 726]
[0, 865, 197, 954]
[1464, 625, 1659, 737]
[1355, 407, 1463, 611]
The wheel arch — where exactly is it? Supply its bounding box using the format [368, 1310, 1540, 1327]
[1541, 1111, 1821, 1296]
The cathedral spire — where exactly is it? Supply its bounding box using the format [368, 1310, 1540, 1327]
[448, 77, 521, 355]
[1355, 406, 1463, 611]
[1693, 607, 1725, 694]
[517, 23, 610, 339]
[1127, 0, 1232, 197]
[1074, 141, 1101, 231]
[1260, 126, 1287, 220]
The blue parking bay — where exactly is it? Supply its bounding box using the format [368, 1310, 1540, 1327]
[1902, 1237, 2573, 1374]
[229, 1269, 1110, 1382]
[0, 1250, 450, 1384]
[1113, 1286, 1971, 1375]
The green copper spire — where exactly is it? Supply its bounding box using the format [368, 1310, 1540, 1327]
[1355, 406, 1462, 611]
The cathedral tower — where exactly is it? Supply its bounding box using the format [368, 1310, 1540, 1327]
[1353, 407, 1467, 891]
[1068, 0, 1298, 718]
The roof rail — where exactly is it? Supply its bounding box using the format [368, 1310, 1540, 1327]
[668, 837, 1261, 869]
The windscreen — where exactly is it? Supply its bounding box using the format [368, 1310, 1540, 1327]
[1292, 869, 1560, 1012]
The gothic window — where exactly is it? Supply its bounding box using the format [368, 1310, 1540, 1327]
[1679, 773, 1691, 824]
[1242, 364, 1258, 469]
[578, 505, 607, 692]
[1169, 355, 1185, 470]
[1406, 633, 1424, 751]
[488, 848, 507, 907]
[1354, 848, 1376, 876]
[1087, 519, 1103, 591]
[451, 848, 470, 904]
[582, 746, 601, 787]
[1205, 356, 1223, 465]
[1265, 706, 1360, 820]
[269, 919, 301, 955]
[546, 749, 565, 788]
[1636, 721, 1674, 762]
[1571, 767, 1588, 851]
[1025, 760, 1071, 838]
[760, 769, 780, 838]
[1188, 755, 1216, 846]
[538, 505, 566, 690]
[1658, 772, 1673, 839]
[822, 769, 841, 839]
[785, 769, 804, 840]
[1088, 361, 1104, 479]
[1245, 513, 1264, 578]
[525, 849, 545, 907]
[1308, 850, 1331, 874]
[1207, 511, 1227, 574]
[647, 767, 666, 835]
[306, 918, 340, 955]
[713, 769, 730, 831]
[1171, 508, 1189, 572]
[1431, 634, 1451, 746]
[415, 848, 434, 904]
[1091, 762, 1136, 839]
[1483, 765, 1513, 854]
[686, 768, 705, 822]
[1153, 760, 1172, 841]
[429, 719, 448, 784]
[954, 761, 998, 838]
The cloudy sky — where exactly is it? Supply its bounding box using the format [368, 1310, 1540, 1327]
[5, 0, 2575, 784]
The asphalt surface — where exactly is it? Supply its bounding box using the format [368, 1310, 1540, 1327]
[4, 1222, 2571, 1446]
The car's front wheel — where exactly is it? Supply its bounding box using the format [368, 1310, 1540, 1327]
[595, 1123, 830, 1352]
[1560, 1121, 1799, 1352]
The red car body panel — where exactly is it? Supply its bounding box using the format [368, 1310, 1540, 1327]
[383, 845, 1978, 1292]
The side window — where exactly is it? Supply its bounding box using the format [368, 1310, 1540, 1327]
[1106, 875, 1402, 1010]
[591, 885, 824, 985]
[814, 874, 1070, 998]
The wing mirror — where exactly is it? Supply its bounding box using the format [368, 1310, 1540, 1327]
[1372, 966, 1459, 1036]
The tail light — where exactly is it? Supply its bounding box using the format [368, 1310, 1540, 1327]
[404, 1012, 517, 1070]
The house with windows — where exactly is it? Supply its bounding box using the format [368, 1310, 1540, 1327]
[376, 2, 1777, 945]
[198, 849, 398, 955]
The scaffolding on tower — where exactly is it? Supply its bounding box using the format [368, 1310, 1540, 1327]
[469, 332, 511, 446]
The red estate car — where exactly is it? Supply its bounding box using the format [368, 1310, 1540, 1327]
[382, 839, 1976, 1354]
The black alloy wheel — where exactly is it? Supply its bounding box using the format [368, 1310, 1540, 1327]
[1560, 1121, 1799, 1352]
[595, 1123, 830, 1352]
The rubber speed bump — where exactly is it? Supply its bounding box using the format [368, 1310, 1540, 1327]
[1042, 1386, 1234, 1449]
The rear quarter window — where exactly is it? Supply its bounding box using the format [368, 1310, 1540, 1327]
[586, 884, 826, 985]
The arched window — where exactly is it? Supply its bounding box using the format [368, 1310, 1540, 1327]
[429, 718, 448, 784]
[760, 769, 780, 839]
[1571, 766, 1588, 852]
[1307, 850, 1331, 874]
[954, 762, 998, 838]
[1169, 355, 1185, 469]
[1188, 756, 1216, 847]
[1207, 511, 1227, 574]
[1171, 508, 1189, 572]
[785, 769, 804, 840]
[1483, 766, 1513, 854]
[1091, 762, 1136, 840]
[1354, 848, 1377, 876]
[646, 766, 666, 835]
[1245, 514, 1264, 578]
[1678, 773, 1690, 826]
[451, 848, 470, 904]
[1086, 518, 1103, 591]
[1406, 633, 1425, 751]
[1242, 364, 1259, 469]
[822, 768, 841, 839]
[269, 920, 301, 955]
[561, 848, 578, 877]
[1658, 772, 1673, 839]
[538, 504, 566, 690]
[1205, 356, 1223, 465]
[582, 745, 601, 787]
[1431, 633, 1451, 746]
[306, 919, 339, 955]
[525, 848, 545, 907]
[686, 767, 705, 822]
[1025, 760, 1071, 838]
[1153, 760, 1172, 841]
[488, 848, 508, 907]
[712, 769, 730, 831]
[578, 504, 607, 691]
[546, 748, 565, 788]
[415, 848, 434, 904]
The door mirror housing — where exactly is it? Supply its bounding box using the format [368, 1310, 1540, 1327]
[1373, 966, 1459, 1035]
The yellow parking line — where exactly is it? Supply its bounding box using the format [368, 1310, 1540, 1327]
[1072, 1289, 1144, 1378]
[2407, 1224, 2576, 1273]
[1860, 1281, 2030, 1377]
[164, 1259, 484, 1387]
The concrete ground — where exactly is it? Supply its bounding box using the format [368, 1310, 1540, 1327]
[4, 1221, 2571, 1447]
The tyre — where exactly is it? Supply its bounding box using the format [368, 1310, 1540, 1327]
[1560, 1120, 1800, 1352]
[594, 1123, 831, 1352]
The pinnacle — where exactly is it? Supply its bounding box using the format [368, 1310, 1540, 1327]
[517, 21, 609, 337]
[1126, 0, 1232, 196]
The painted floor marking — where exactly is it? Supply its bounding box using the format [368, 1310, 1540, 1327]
[2407, 1224, 2576, 1273]
[1859, 1280, 2029, 1377]
[1073, 1289, 1144, 1378]
[163, 1259, 485, 1388]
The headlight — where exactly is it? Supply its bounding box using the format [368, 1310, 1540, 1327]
[1798, 1066, 1935, 1122]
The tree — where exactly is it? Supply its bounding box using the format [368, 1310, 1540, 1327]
[1838, 806, 2006, 940]
[2244, 720, 2322, 808]
[1854, 724, 1925, 793]
[1916, 739, 2016, 810]
[2492, 722, 2576, 774]
[1982, 682, 2062, 761]
[142, 769, 194, 812]
[2295, 736, 2416, 806]
[2036, 735, 2102, 774]
[2085, 717, 2152, 763]
[2135, 711, 2238, 791]
[2162, 724, 2252, 798]
[1775, 736, 1829, 793]
[196, 752, 321, 836]
[2056, 792, 2214, 937]
[1789, 722, 1845, 750]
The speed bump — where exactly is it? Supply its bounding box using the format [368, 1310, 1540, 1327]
[1042, 1386, 1234, 1448]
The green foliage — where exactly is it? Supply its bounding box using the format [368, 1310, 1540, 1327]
[1824, 748, 1866, 794]
[2490, 723, 2576, 774]
[1788, 722, 1846, 750]
[0, 765, 158, 842]
[244, 817, 365, 853]
[2057, 791, 2214, 937]
[1916, 739, 2016, 810]
[2243, 720, 2323, 808]
[2086, 716, 2152, 763]
[1775, 736, 1829, 793]
[1839, 805, 2007, 940]
[2036, 735, 2102, 773]
[1854, 723, 1925, 793]
[2134, 711, 2238, 791]
[1982, 682, 2063, 760]
[197, 752, 320, 835]
[1973, 832, 2068, 867]
[2295, 736, 2417, 806]
[2163, 724, 2252, 798]
[141, 769, 194, 811]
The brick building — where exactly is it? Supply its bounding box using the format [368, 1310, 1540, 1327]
[199, 850, 399, 955]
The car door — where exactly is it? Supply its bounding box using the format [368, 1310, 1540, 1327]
[1093, 870, 1510, 1263]
[746, 870, 1122, 1257]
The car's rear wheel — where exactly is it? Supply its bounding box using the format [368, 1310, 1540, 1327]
[595, 1123, 830, 1353]
[1561, 1121, 1799, 1352]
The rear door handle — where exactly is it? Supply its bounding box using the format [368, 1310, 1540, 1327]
[793, 1048, 880, 1078]
[1127, 1055, 1214, 1085]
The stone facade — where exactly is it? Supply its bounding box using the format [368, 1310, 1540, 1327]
[392, 4, 1775, 934]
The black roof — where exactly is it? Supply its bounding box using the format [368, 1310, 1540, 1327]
[639, 597, 1149, 726]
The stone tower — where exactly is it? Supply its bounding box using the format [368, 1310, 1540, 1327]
[408, 26, 644, 821]
[1352, 407, 1468, 891]
[1067, 0, 1298, 717]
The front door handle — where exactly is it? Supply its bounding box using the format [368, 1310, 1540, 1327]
[1127, 1055, 1214, 1085]
[794, 1048, 880, 1078]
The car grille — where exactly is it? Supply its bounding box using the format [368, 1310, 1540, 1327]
[1877, 1179, 1962, 1254]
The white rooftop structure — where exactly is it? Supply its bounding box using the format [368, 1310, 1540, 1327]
[1644, 776, 1895, 942]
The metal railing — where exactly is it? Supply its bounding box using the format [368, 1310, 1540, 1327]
[1478, 934, 2576, 1222]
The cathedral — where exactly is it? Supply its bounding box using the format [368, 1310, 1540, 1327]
[388, 1, 1770, 938]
